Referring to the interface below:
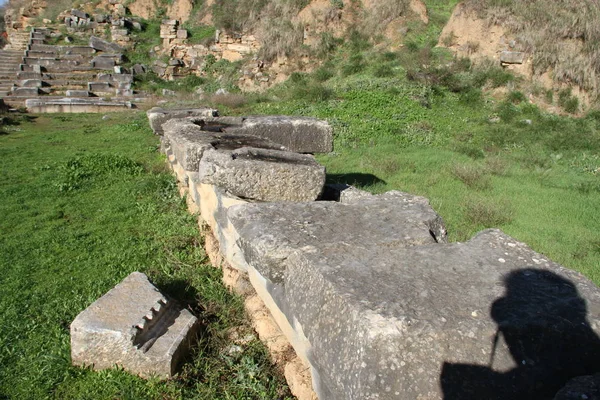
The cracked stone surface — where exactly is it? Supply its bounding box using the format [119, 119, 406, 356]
[198, 147, 326, 202]
[229, 194, 600, 399]
[228, 191, 447, 284]
[161, 118, 286, 174]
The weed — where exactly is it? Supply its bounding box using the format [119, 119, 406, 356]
[464, 197, 514, 227]
[451, 163, 492, 190]
[507, 90, 526, 104]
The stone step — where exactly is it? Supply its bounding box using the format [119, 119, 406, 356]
[29, 44, 96, 55]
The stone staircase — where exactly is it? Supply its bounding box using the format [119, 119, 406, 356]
[0, 50, 24, 96]
[1, 28, 145, 111]
[5, 31, 31, 51]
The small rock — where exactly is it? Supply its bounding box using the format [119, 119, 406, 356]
[102, 115, 110, 120]
[215, 88, 229, 95]
[162, 89, 176, 96]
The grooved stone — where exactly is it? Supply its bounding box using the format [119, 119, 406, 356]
[147, 107, 218, 135]
[232, 116, 333, 153]
[71, 272, 198, 378]
[198, 147, 326, 202]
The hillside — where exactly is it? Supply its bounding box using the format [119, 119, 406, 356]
[2, 0, 598, 112]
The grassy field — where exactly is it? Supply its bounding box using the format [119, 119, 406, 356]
[0, 113, 291, 399]
[233, 35, 600, 283]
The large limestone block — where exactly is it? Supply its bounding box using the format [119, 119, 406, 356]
[162, 118, 286, 177]
[233, 116, 333, 153]
[229, 191, 447, 283]
[198, 147, 326, 202]
[147, 107, 218, 135]
[71, 272, 198, 378]
[230, 198, 600, 399]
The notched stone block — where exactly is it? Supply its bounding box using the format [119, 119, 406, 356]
[70, 272, 198, 378]
[198, 147, 326, 202]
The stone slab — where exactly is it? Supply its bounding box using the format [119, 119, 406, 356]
[92, 56, 116, 69]
[229, 191, 446, 283]
[89, 36, 124, 53]
[231, 212, 600, 399]
[88, 82, 112, 92]
[11, 87, 39, 95]
[198, 147, 326, 202]
[229, 116, 333, 153]
[25, 97, 132, 113]
[71, 272, 198, 378]
[66, 90, 90, 97]
[147, 107, 219, 135]
[162, 118, 286, 175]
[500, 51, 525, 64]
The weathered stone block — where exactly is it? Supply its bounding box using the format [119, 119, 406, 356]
[161, 118, 286, 175]
[71, 272, 198, 378]
[146, 107, 219, 135]
[66, 90, 90, 97]
[177, 29, 188, 39]
[71, 9, 88, 19]
[228, 203, 600, 400]
[88, 82, 112, 92]
[11, 87, 39, 95]
[500, 51, 525, 64]
[198, 147, 326, 202]
[19, 79, 42, 87]
[229, 191, 446, 283]
[89, 36, 124, 53]
[232, 116, 333, 153]
[92, 56, 116, 69]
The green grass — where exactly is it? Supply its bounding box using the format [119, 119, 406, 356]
[0, 113, 291, 399]
[235, 36, 600, 284]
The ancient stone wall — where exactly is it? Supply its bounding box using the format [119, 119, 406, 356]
[147, 107, 600, 400]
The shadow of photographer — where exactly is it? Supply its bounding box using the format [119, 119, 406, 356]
[441, 268, 600, 399]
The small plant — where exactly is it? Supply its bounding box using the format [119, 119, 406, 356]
[330, 0, 344, 9]
[451, 163, 492, 190]
[507, 90, 526, 104]
[465, 197, 514, 227]
[441, 31, 458, 47]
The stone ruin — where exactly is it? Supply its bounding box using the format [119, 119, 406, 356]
[71, 272, 198, 378]
[72, 107, 600, 398]
[0, 26, 145, 111]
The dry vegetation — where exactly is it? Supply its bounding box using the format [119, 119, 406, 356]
[465, 0, 600, 100]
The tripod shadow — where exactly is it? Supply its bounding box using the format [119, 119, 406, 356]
[441, 268, 600, 399]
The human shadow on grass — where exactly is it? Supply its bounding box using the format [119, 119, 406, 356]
[441, 268, 600, 400]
